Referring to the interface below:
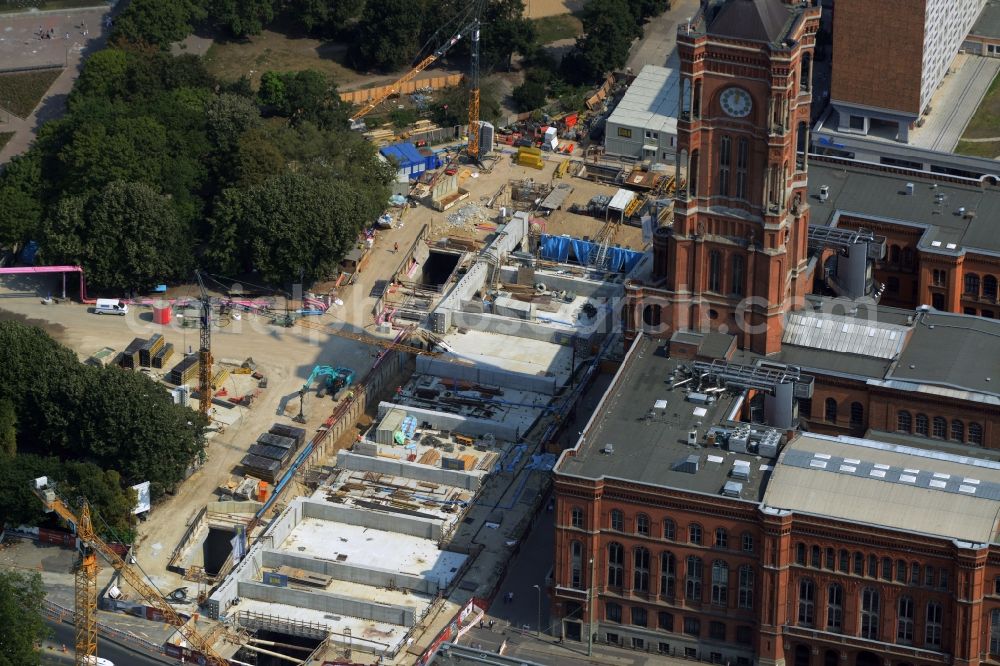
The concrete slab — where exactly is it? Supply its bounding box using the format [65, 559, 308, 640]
[441, 330, 575, 385]
[278, 519, 468, 586]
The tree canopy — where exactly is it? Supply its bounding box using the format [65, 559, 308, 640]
[0, 570, 47, 666]
[561, 0, 641, 85]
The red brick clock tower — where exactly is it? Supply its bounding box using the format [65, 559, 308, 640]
[636, 0, 820, 354]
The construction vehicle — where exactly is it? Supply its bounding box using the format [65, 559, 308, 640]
[303, 365, 356, 400]
[30, 477, 237, 666]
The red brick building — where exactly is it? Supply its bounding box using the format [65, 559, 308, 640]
[646, 0, 820, 355]
[552, 333, 1000, 666]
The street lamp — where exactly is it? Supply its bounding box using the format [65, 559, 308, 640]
[533, 584, 541, 638]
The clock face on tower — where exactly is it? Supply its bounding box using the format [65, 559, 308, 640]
[720, 87, 752, 118]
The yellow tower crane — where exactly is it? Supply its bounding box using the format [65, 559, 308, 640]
[32, 479, 237, 666]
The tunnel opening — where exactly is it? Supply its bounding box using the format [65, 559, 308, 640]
[235, 630, 324, 666]
[419, 250, 462, 288]
[202, 526, 235, 577]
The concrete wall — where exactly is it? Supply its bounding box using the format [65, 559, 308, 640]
[262, 550, 440, 595]
[498, 267, 625, 299]
[337, 449, 482, 491]
[376, 400, 522, 443]
[447, 310, 599, 347]
[238, 580, 417, 626]
[301, 499, 443, 541]
[416, 354, 557, 395]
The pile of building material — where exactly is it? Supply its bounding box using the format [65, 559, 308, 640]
[516, 146, 544, 169]
[241, 423, 307, 482]
[446, 204, 493, 229]
[120, 334, 174, 370]
[168, 355, 199, 385]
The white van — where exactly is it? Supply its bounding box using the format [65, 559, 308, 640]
[94, 299, 128, 316]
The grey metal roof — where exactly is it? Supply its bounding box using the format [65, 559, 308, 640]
[707, 0, 795, 44]
[782, 311, 909, 360]
[555, 336, 773, 501]
[808, 161, 1000, 255]
[606, 65, 679, 135]
[887, 310, 1000, 399]
[765, 433, 1000, 543]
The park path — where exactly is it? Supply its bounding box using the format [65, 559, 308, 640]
[0, 6, 113, 168]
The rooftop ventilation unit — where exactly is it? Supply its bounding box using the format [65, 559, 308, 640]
[730, 462, 751, 481]
[722, 481, 743, 498]
[729, 426, 751, 453]
[602, 443, 614, 455]
[758, 430, 781, 458]
[687, 392, 714, 405]
[687, 430, 699, 446]
[672, 455, 699, 474]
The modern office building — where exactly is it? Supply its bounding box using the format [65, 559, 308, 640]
[830, 0, 986, 141]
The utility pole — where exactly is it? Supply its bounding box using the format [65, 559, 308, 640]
[587, 556, 596, 656]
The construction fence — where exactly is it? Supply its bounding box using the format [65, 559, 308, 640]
[340, 73, 465, 105]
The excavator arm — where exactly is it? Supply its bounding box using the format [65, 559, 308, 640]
[33, 483, 235, 666]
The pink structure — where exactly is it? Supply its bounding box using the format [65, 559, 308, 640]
[0, 265, 95, 303]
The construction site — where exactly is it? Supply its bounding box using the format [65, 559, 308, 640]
[0, 2, 689, 663]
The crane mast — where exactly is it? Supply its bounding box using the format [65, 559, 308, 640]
[467, 18, 481, 161]
[195, 271, 213, 418]
[33, 480, 235, 666]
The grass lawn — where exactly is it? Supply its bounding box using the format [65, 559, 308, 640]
[0, 0, 102, 12]
[531, 13, 583, 43]
[0, 132, 13, 151]
[959, 72, 1000, 141]
[955, 139, 1000, 159]
[203, 30, 378, 90]
[0, 68, 62, 119]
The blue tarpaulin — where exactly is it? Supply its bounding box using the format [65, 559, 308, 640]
[539, 234, 642, 272]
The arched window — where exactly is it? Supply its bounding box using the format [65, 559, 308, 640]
[889, 245, 900, 264]
[741, 532, 754, 552]
[663, 519, 676, 540]
[965, 273, 981, 296]
[868, 554, 878, 577]
[735, 138, 749, 199]
[718, 136, 732, 195]
[985, 275, 998, 302]
[825, 398, 837, 423]
[642, 304, 662, 329]
[916, 413, 929, 436]
[633, 547, 650, 592]
[610, 509, 624, 531]
[636, 513, 650, 536]
[731, 255, 745, 296]
[970, 422, 984, 445]
[608, 542, 624, 587]
[738, 565, 754, 609]
[838, 550, 849, 573]
[571, 540, 584, 589]
[688, 523, 702, 545]
[991, 609, 1000, 654]
[932, 416, 947, 438]
[925, 601, 943, 648]
[798, 579, 815, 626]
[796, 542, 807, 564]
[715, 527, 728, 548]
[910, 562, 921, 585]
[897, 596, 914, 643]
[902, 247, 915, 267]
[881, 557, 892, 580]
[897, 411, 912, 433]
[660, 552, 676, 598]
[708, 250, 722, 292]
[811, 545, 821, 568]
[853, 552, 864, 575]
[711, 560, 729, 605]
[951, 419, 965, 442]
[571, 507, 584, 528]
[686, 556, 703, 600]
[896, 560, 906, 583]
[827, 584, 843, 632]
[860, 588, 880, 640]
[850, 402, 864, 429]
[825, 548, 835, 570]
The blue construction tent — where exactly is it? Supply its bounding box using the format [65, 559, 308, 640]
[380, 142, 427, 178]
[539, 234, 643, 273]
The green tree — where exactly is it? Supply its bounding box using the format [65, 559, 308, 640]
[257, 70, 348, 129]
[208, 0, 278, 37]
[42, 181, 194, 290]
[206, 92, 262, 152]
[0, 570, 47, 665]
[231, 128, 286, 186]
[0, 455, 61, 529]
[561, 0, 638, 85]
[110, 0, 206, 47]
[0, 152, 43, 245]
[480, 0, 535, 72]
[431, 81, 501, 127]
[288, 0, 365, 34]
[0, 399, 15, 458]
[70, 48, 130, 104]
[349, 0, 426, 72]
[511, 78, 547, 112]
[60, 462, 138, 537]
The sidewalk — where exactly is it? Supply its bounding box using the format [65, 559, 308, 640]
[0, 6, 113, 167]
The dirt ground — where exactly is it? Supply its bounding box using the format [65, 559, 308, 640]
[523, 0, 583, 19]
